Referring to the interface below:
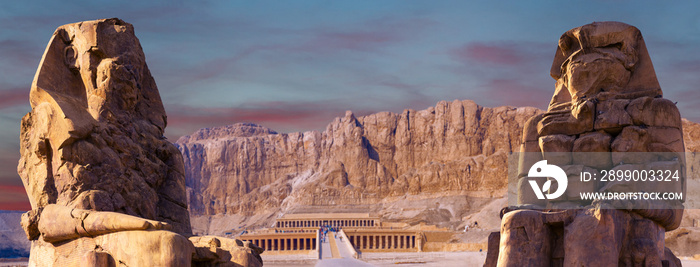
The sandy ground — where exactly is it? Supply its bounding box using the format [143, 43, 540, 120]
[361, 251, 487, 267]
[3, 253, 700, 266]
[262, 251, 700, 267]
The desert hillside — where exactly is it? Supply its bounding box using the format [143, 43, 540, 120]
[176, 100, 700, 247]
[176, 100, 541, 233]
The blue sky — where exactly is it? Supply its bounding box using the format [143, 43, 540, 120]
[1, 0, 699, 209]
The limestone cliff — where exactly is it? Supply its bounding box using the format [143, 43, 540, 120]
[177, 99, 700, 259]
[176, 100, 541, 219]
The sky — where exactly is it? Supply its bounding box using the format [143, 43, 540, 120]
[1, 1, 699, 210]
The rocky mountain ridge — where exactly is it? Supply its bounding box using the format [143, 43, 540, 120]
[176, 100, 540, 228]
[175, 99, 700, 237]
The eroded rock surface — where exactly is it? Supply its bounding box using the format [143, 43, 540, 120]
[18, 17, 190, 235]
[18, 18, 261, 267]
[492, 21, 685, 267]
[176, 102, 541, 218]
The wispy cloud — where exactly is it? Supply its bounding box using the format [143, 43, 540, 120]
[0, 185, 30, 211]
[482, 79, 550, 109]
[445, 41, 554, 108]
[0, 88, 29, 110]
[164, 101, 376, 139]
[450, 42, 526, 65]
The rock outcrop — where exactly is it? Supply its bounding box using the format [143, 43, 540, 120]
[18, 17, 190, 236]
[176, 102, 541, 219]
[18, 18, 261, 267]
[491, 21, 685, 267]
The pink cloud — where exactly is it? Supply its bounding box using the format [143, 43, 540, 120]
[296, 16, 435, 54]
[304, 30, 400, 52]
[164, 101, 376, 139]
[0, 40, 43, 69]
[672, 60, 700, 74]
[0, 185, 30, 211]
[0, 202, 30, 211]
[483, 79, 550, 109]
[451, 42, 525, 65]
[0, 88, 29, 109]
[0, 185, 27, 194]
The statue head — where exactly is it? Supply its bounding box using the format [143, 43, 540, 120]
[31, 18, 165, 132]
[548, 21, 661, 110]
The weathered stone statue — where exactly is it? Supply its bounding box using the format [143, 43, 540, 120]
[484, 22, 684, 267]
[18, 18, 262, 266]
